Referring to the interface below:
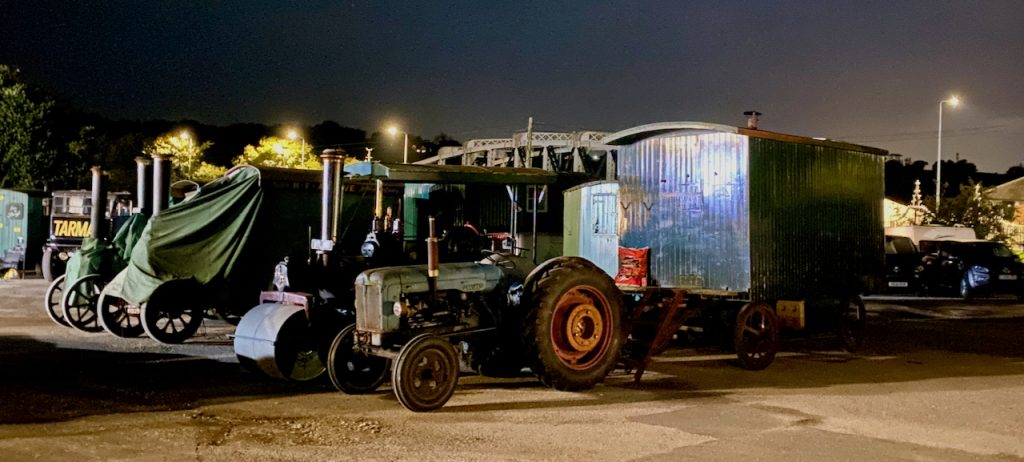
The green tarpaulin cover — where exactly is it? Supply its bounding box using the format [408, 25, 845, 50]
[117, 167, 263, 305]
[64, 213, 149, 286]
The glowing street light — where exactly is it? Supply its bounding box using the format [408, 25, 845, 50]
[179, 130, 194, 176]
[286, 128, 306, 165]
[387, 126, 409, 164]
[935, 95, 961, 214]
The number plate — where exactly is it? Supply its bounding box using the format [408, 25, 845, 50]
[888, 281, 909, 287]
[998, 274, 1018, 280]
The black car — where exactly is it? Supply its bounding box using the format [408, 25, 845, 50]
[884, 235, 923, 293]
[917, 239, 1024, 299]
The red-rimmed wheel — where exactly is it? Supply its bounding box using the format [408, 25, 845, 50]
[733, 302, 779, 371]
[524, 257, 624, 391]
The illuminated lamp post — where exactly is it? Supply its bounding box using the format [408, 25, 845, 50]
[387, 126, 409, 164]
[935, 95, 960, 214]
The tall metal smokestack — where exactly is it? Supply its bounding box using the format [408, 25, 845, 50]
[152, 154, 172, 215]
[318, 149, 346, 264]
[135, 156, 152, 217]
[744, 110, 762, 130]
[89, 166, 108, 239]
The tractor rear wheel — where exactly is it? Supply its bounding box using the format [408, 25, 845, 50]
[523, 257, 624, 391]
[327, 324, 390, 394]
[734, 302, 779, 370]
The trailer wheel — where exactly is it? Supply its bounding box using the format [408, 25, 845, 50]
[61, 274, 105, 333]
[734, 302, 779, 371]
[141, 280, 204, 344]
[44, 275, 69, 327]
[327, 324, 390, 394]
[392, 334, 459, 412]
[837, 295, 867, 352]
[97, 292, 144, 338]
[524, 257, 624, 391]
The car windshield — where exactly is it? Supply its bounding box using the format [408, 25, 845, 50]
[885, 236, 916, 255]
[963, 242, 1015, 259]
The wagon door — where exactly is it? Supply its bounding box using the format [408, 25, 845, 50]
[564, 181, 620, 277]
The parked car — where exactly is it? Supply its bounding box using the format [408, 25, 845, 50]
[917, 239, 1024, 299]
[884, 234, 923, 293]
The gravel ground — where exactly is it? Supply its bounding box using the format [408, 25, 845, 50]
[2, 278, 1023, 461]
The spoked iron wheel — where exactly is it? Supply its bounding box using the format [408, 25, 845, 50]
[141, 281, 204, 344]
[327, 324, 390, 394]
[97, 292, 144, 338]
[61, 274, 105, 333]
[43, 274, 69, 327]
[523, 257, 624, 391]
[837, 295, 867, 352]
[733, 302, 779, 371]
[392, 334, 459, 412]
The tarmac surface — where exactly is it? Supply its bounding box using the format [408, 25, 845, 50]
[2, 278, 1023, 461]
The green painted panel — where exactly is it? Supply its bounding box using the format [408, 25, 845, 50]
[748, 138, 884, 305]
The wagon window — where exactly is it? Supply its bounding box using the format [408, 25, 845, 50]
[591, 192, 617, 235]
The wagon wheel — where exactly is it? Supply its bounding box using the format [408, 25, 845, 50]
[327, 324, 390, 393]
[392, 334, 459, 412]
[733, 302, 779, 371]
[43, 274, 69, 327]
[61, 274, 105, 333]
[523, 257, 624, 391]
[97, 292, 145, 338]
[837, 295, 867, 352]
[141, 281, 204, 344]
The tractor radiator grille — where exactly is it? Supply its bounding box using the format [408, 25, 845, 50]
[355, 281, 383, 332]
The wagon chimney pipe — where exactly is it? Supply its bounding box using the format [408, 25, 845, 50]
[152, 154, 172, 215]
[135, 156, 152, 217]
[89, 166, 108, 239]
[319, 150, 346, 258]
[427, 216, 439, 295]
[744, 111, 762, 130]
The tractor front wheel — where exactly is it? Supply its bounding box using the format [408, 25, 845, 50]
[327, 324, 390, 394]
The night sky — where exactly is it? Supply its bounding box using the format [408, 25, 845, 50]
[5, 1, 1024, 171]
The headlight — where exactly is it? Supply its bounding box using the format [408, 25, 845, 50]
[360, 241, 377, 258]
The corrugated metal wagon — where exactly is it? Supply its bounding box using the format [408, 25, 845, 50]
[567, 121, 886, 373]
[264, 120, 887, 412]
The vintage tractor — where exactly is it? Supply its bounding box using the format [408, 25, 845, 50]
[328, 216, 623, 411]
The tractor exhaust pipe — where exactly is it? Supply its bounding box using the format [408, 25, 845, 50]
[89, 166, 108, 239]
[317, 150, 346, 265]
[427, 216, 439, 295]
[152, 153, 172, 215]
[135, 156, 152, 217]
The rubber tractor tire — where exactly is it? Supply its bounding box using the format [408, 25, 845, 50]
[522, 257, 624, 391]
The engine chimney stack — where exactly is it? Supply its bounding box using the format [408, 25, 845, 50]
[317, 149, 346, 265]
[427, 216, 440, 295]
[151, 154, 172, 215]
[89, 166, 108, 239]
[135, 156, 152, 217]
[744, 110, 762, 130]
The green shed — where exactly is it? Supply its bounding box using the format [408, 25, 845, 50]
[0, 189, 48, 271]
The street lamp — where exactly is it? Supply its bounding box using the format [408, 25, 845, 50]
[935, 95, 961, 214]
[179, 130, 193, 177]
[387, 126, 409, 164]
[287, 128, 306, 165]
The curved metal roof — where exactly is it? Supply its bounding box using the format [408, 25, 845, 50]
[601, 121, 738, 145]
